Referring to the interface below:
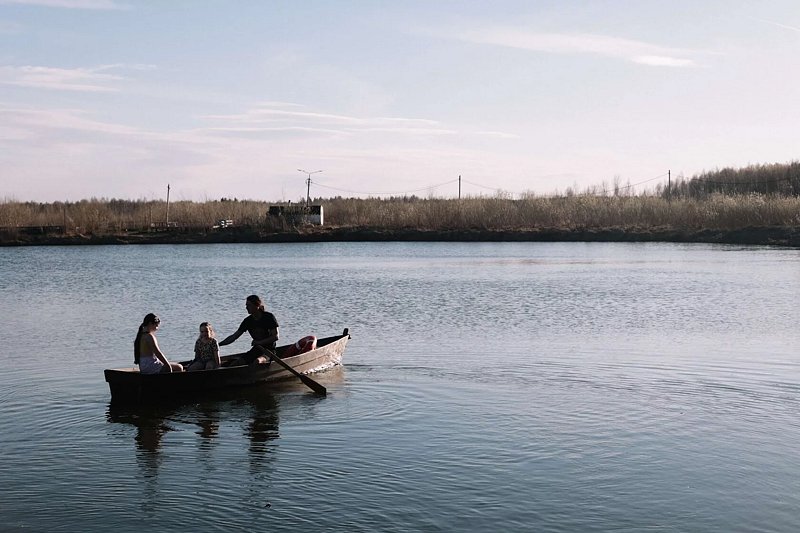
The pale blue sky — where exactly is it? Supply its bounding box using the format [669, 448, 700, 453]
[1, 0, 799, 201]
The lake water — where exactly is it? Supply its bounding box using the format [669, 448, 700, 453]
[0, 241, 798, 532]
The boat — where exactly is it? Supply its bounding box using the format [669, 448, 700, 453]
[104, 329, 350, 402]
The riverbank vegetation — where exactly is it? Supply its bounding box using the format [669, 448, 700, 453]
[2, 162, 800, 237]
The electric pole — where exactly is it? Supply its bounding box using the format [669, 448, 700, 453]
[668, 170, 671, 203]
[297, 169, 323, 207]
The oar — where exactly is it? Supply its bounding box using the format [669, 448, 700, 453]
[266, 351, 327, 396]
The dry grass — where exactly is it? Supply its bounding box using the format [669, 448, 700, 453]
[0, 198, 271, 234]
[2, 193, 799, 234]
[324, 194, 800, 230]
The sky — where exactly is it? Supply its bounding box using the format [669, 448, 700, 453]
[1, 0, 799, 202]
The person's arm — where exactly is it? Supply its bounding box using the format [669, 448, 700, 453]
[251, 327, 279, 348]
[212, 339, 221, 366]
[149, 334, 173, 373]
[219, 329, 243, 346]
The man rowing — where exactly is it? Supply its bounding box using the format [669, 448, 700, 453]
[219, 294, 280, 366]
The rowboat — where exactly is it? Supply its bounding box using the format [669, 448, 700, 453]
[104, 329, 350, 402]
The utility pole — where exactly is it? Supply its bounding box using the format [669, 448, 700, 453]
[668, 170, 671, 203]
[297, 169, 323, 207]
[166, 184, 171, 227]
[459, 175, 461, 200]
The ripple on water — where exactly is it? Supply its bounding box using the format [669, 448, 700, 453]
[3, 243, 800, 532]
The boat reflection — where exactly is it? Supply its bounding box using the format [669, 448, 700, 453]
[106, 387, 283, 477]
[106, 400, 180, 478]
[106, 367, 346, 479]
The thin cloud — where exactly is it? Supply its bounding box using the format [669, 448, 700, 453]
[200, 104, 512, 140]
[475, 130, 520, 139]
[1, 106, 145, 135]
[95, 63, 156, 71]
[0, 0, 128, 9]
[0, 64, 149, 92]
[0, 66, 121, 92]
[457, 28, 699, 67]
[252, 109, 376, 125]
[204, 107, 441, 128]
[199, 125, 350, 139]
[253, 100, 306, 109]
[357, 127, 458, 136]
[759, 18, 800, 33]
[633, 55, 695, 67]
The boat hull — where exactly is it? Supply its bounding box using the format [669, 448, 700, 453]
[104, 330, 349, 402]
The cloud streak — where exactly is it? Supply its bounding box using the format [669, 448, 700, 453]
[199, 103, 517, 139]
[0, 105, 153, 137]
[0, 0, 127, 9]
[0, 65, 121, 91]
[202, 105, 442, 128]
[759, 18, 800, 33]
[0, 64, 152, 92]
[457, 29, 699, 67]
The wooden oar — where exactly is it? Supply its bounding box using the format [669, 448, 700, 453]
[266, 351, 327, 396]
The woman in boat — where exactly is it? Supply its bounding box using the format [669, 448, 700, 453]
[187, 321, 220, 371]
[219, 295, 280, 366]
[134, 313, 183, 374]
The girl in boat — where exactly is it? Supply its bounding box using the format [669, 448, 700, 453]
[134, 313, 183, 374]
[187, 322, 220, 371]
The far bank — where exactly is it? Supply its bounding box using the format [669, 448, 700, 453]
[2, 225, 799, 247]
[2, 194, 800, 247]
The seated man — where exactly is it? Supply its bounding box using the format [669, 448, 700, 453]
[219, 294, 280, 366]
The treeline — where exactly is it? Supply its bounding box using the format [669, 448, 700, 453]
[662, 161, 800, 198]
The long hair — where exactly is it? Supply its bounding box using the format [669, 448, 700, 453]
[134, 313, 160, 364]
[198, 321, 216, 339]
[247, 294, 265, 312]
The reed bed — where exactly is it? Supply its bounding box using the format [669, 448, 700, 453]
[1, 194, 799, 235]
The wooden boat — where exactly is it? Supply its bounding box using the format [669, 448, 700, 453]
[104, 329, 350, 402]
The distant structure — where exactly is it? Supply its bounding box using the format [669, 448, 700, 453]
[267, 205, 324, 226]
[213, 219, 234, 229]
[150, 221, 178, 229]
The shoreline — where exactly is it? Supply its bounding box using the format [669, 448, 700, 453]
[2, 225, 800, 247]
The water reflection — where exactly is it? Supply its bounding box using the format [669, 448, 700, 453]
[196, 402, 220, 446]
[243, 392, 280, 474]
[106, 402, 178, 479]
[106, 387, 283, 478]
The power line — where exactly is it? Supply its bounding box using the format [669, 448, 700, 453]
[302, 170, 796, 201]
[312, 178, 459, 197]
[590, 172, 669, 195]
[624, 172, 670, 188]
[460, 178, 507, 192]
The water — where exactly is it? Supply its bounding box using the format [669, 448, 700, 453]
[0, 242, 798, 532]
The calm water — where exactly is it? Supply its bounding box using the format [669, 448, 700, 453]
[1, 242, 798, 532]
